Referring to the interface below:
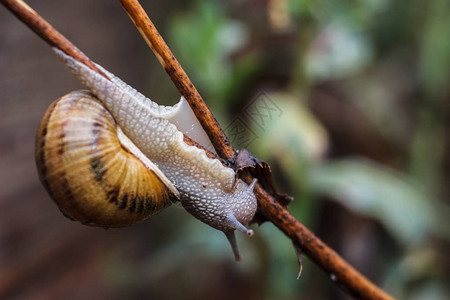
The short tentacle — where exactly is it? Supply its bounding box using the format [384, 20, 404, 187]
[226, 215, 254, 236]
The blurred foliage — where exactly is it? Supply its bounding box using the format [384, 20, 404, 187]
[169, 1, 260, 110]
[309, 159, 434, 244]
[162, 0, 450, 299]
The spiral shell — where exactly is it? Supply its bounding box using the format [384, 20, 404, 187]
[35, 90, 175, 227]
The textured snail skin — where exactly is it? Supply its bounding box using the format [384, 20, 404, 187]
[37, 49, 257, 246]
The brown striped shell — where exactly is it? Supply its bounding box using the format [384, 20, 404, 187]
[35, 90, 175, 227]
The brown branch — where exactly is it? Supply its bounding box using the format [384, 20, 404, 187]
[1, 0, 395, 299]
[253, 183, 396, 299]
[117, 1, 396, 300]
[118, 0, 234, 160]
[0, 0, 108, 79]
[0, 0, 215, 162]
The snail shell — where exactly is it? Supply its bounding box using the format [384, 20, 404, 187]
[36, 90, 176, 227]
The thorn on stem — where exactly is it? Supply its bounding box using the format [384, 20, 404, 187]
[293, 241, 304, 280]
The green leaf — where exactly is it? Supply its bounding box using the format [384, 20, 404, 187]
[169, 1, 249, 105]
[309, 158, 435, 245]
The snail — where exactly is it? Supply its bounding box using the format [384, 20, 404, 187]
[35, 48, 258, 260]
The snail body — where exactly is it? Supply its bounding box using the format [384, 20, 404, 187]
[36, 49, 257, 260]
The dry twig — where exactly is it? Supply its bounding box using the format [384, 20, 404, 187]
[1, 0, 395, 299]
[117, 1, 395, 299]
[118, 0, 235, 160]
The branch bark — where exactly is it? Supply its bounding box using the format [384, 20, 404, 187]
[0, 0, 108, 78]
[1, 0, 396, 299]
[118, 0, 235, 160]
[116, 2, 395, 299]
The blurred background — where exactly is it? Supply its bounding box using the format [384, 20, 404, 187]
[1, 0, 450, 299]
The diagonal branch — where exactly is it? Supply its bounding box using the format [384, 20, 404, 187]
[1, 0, 395, 299]
[118, 0, 235, 160]
[0, 0, 218, 160]
[117, 1, 394, 299]
[0, 0, 107, 78]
